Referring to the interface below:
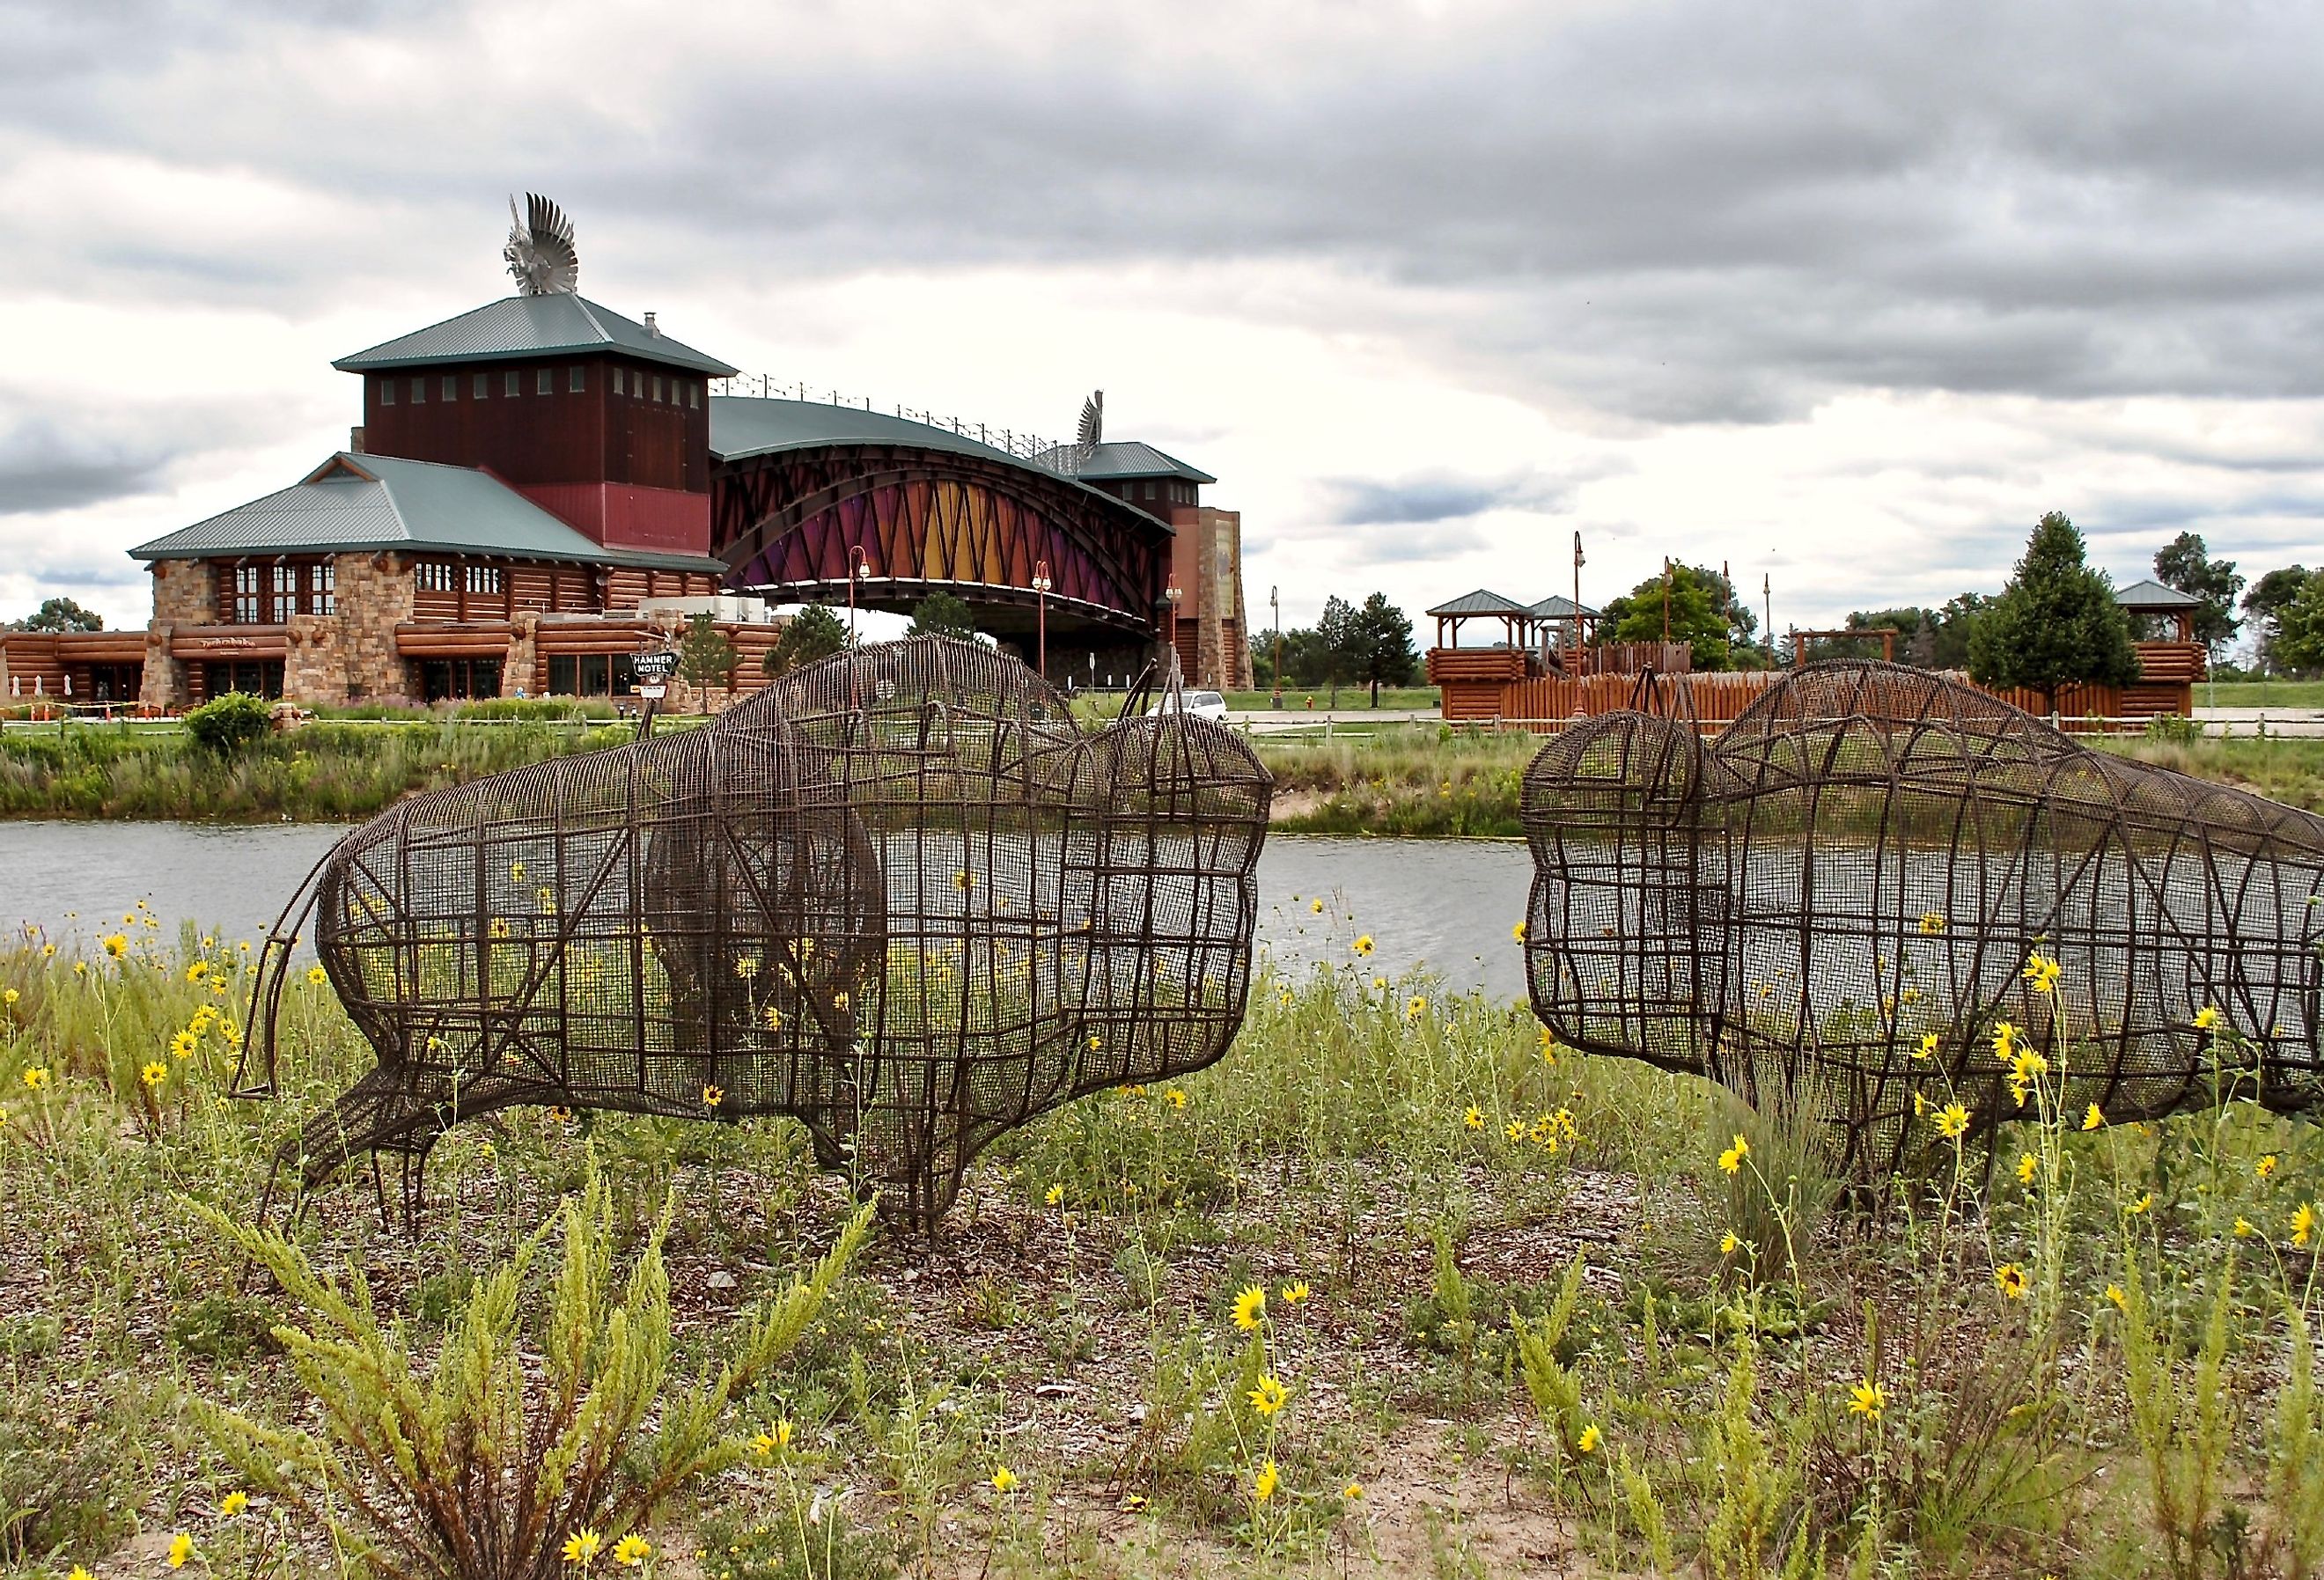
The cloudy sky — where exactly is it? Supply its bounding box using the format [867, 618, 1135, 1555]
[7, 0, 2324, 641]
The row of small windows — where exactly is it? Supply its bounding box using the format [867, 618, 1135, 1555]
[413, 562, 501, 595]
[376, 368, 702, 408]
[227, 561, 334, 623]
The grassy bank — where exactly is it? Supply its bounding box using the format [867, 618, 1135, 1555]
[1, 922, 2318, 1577]
[12, 715, 2324, 834]
[2199, 681, 2324, 709]
[0, 716, 643, 821]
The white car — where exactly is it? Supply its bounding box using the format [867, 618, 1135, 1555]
[1147, 690, 1230, 722]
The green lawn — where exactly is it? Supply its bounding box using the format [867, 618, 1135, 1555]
[2198, 680, 2324, 709]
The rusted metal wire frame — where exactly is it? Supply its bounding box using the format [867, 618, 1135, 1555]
[242, 636, 1271, 1231]
[712, 446, 1167, 633]
[1521, 662, 2324, 1180]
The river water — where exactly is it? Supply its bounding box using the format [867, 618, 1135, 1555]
[0, 823, 1536, 1000]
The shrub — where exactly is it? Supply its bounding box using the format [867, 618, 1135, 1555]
[189, 1162, 874, 1580]
[182, 691, 274, 753]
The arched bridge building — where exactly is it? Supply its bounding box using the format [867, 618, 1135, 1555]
[708, 401, 1175, 682]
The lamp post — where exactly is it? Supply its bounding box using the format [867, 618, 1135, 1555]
[1164, 578, 1184, 684]
[1031, 560, 1052, 680]
[847, 544, 871, 642]
[1269, 584, 1283, 709]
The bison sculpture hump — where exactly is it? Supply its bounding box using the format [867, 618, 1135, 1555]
[241, 636, 1273, 1231]
[1521, 662, 2324, 1179]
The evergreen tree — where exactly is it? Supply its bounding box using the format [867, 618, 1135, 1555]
[2151, 532, 2245, 655]
[1351, 592, 1419, 706]
[1967, 512, 2141, 712]
[906, 591, 978, 640]
[1313, 596, 1362, 706]
[761, 604, 850, 678]
[675, 612, 741, 707]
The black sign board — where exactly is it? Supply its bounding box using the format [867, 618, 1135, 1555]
[633, 650, 680, 681]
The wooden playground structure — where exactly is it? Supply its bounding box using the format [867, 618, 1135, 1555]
[1424, 580, 2210, 732]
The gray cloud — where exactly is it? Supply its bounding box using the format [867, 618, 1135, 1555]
[0, 390, 301, 515]
[1316, 469, 1581, 526]
[7, 3, 2324, 423]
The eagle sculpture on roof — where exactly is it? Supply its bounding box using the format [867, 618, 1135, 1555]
[504, 192, 578, 296]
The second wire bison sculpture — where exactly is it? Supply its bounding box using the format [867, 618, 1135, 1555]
[1522, 662, 2324, 1179]
[240, 636, 1272, 1231]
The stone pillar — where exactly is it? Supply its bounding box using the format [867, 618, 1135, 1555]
[283, 613, 344, 704]
[335, 552, 415, 702]
[504, 611, 541, 697]
[139, 560, 214, 711]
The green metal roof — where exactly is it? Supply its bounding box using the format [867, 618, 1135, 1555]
[1526, 594, 1597, 619]
[129, 453, 727, 574]
[333, 295, 738, 378]
[2114, 577, 2202, 610]
[1427, 588, 1534, 618]
[1027, 439, 1216, 485]
[710, 397, 1029, 467]
[709, 397, 1173, 529]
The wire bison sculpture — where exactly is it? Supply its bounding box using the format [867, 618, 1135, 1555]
[1521, 662, 2324, 1179]
[239, 636, 1272, 1231]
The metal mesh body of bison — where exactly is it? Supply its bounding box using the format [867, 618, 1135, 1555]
[239, 636, 1272, 1230]
[1522, 662, 2324, 1180]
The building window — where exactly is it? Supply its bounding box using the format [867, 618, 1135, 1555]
[610, 369, 623, 396]
[569, 365, 585, 393]
[273, 564, 298, 611]
[415, 657, 501, 702]
[1144, 481, 1156, 500]
[505, 370, 520, 397]
[651, 375, 664, 402]
[411, 377, 426, 404]
[689, 381, 700, 409]
[537, 368, 552, 395]
[466, 565, 503, 595]
[547, 652, 636, 697]
[313, 560, 335, 615]
[416, 562, 458, 593]
[379, 377, 395, 407]
[204, 659, 283, 701]
[474, 372, 489, 398]
[442, 375, 459, 401]
[232, 565, 261, 623]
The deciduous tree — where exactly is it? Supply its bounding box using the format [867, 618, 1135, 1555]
[2152, 532, 2245, 656]
[2243, 566, 2313, 673]
[8, 596, 103, 633]
[1600, 564, 1733, 671]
